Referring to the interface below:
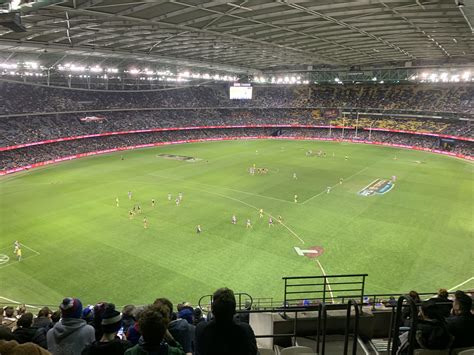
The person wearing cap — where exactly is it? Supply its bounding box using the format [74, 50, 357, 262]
[46, 297, 95, 355]
[82, 304, 132, 355]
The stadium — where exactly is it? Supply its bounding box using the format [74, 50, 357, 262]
[0, 0, 473, 354]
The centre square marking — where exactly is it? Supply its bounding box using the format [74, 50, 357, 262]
[294, 246, 325, 258]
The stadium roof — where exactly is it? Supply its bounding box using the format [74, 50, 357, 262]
[0, 0, 473, 74]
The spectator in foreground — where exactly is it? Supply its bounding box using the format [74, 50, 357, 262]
[2, 307, 17, 330]
[47, 297, 95, 355]
[33, 307, 53, 330]
[446, 290, 474, 348]
[124, 304, 184, 355]
[12, 313, 37, 344]
[402, 290, 421, 326]
[195, 287, 257, 355]
[0, 339, 51, 354]
[82, 304, 132, 354]
[430, 289, 453, 318]
[121, 305, 136, 335]
[153, 298, 193, 355]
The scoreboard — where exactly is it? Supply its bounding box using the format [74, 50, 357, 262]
[230, 83, 252, 99]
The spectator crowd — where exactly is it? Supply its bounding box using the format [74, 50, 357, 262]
[0, 287, 258, 355]
[0, 81, 473, 171]
[1, 127, 472, 171]
[0, 82, 473, 115]
[0, 288, 473, 354]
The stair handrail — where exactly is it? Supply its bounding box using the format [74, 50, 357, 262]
[390, 294, 418, 355]
[343, 299, 360, 355]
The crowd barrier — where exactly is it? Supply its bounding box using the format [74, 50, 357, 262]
[1, 124, 473, 152]
[1, 135, 472, 176]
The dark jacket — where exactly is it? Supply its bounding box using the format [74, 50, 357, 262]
[33, 317, 53, 330]
[446, 313, 474, 348]
[195, 319, 257, 355]
[12, 326, 37, 344]
[82, 338, 133, 355]
[415, 319, 452, 350]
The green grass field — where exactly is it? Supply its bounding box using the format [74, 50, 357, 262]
[1, 139, 473, 307]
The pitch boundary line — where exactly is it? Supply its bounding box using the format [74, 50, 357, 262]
[0, 296, 40, 309]
[448, 277, 474, 292]
[0, 243, 40, 269]
[21, 244, 41, 255]
[316, 260, 335, 303]
[301, 167, 370, 205]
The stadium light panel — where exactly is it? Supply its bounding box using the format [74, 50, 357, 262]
[90, 66, 102, 73]
[129, 69, 139, 75]
[462, 71, 471, 81]
[0, 63, 17, 69]
[24, 61, 38, 69]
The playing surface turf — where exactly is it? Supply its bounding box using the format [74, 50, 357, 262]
[1, 139, 473, 307]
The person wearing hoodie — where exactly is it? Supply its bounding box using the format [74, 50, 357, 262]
[47, 297, 95, 355]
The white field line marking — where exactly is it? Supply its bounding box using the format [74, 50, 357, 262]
[0, 296, 40, 309]
[20, 244, 40, 255]
[0, 244, 40, 269]
[316, 260, 335, 303]
[148, 172, 292, 204]
[448, 277, 474, 292]
[302, 167, 370, 205]
[0, 253, 40, 269]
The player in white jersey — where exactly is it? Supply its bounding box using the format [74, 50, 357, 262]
[268, 217, 274, 227]
[294, 194, 298, 203]
[196, 225, 202, 234]
[14, 240, 20, 254]
[116, 197, 119, 207]
[293, 172, 297, 180]
[168, 193, 172, 201]
[259, 209, 264, 218]
[175, 198, 180, 206]
[326, 186, 331, 194]
[128, 191, 132, 200]
[232, 215, 237, 224]
[151, 199, 155, 207]
[178, 192, 183, 201]
[246, 219, 252, 228]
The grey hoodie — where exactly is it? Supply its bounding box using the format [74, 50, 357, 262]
[46, 317, 95, 355]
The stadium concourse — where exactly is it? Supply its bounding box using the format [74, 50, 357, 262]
[0, 82, 473, 173]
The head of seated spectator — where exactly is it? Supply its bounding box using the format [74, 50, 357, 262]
[12, 312, 38, 345]
[33, 307, 52, 330]
[0, 325, 13, 341]
[411, 300, 452, 351]
[2, 307, 17, 330]
[0, 339, 51, 355]
[153, 298, 194, 354]
[430, 288, 453, 318]
[82, 303, 132, 355]
[446, 290, 474, 348]
[124, 304, 184, 355]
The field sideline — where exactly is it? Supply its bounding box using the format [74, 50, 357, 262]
[0, 139, 473, 307]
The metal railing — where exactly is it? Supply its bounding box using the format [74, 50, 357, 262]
[343, 299, 360, 355]
[283, 274, 368, 306]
